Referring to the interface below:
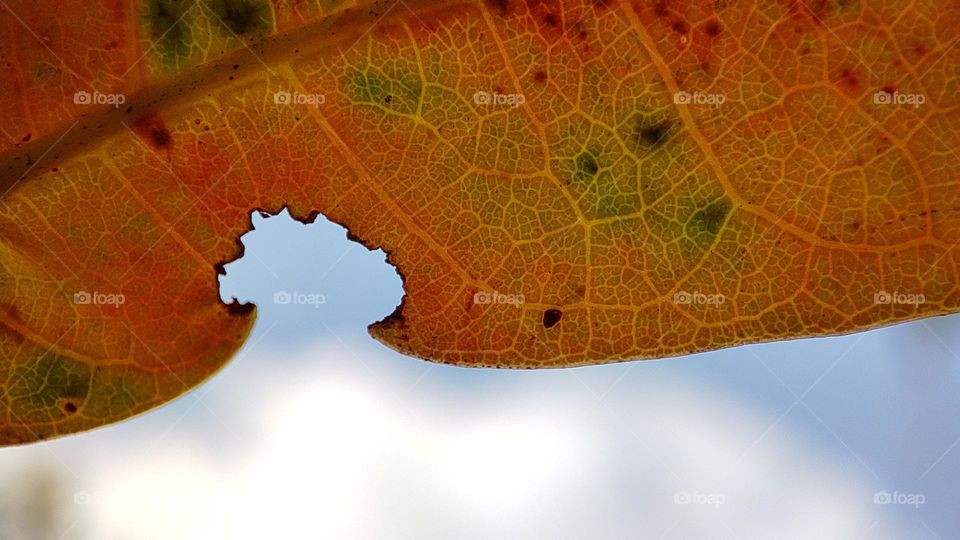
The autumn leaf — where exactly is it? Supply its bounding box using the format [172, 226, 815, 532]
[1, 0, 958, 445]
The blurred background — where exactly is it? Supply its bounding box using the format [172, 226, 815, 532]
[1, 210, 957, 539]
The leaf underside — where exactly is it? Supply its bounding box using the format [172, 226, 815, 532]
[1, 0, 959, 444]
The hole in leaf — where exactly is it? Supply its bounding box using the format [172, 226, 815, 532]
[217, 209, 404, 347]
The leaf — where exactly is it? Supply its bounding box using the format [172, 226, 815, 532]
[1, 0, 958, 444]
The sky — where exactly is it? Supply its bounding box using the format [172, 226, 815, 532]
[0, 209, 958, 539]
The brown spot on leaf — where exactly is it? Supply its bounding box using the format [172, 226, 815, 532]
[543, 309, 562, 328]
[0, 303, 23, 324]
[133, 114, 172, 149]
[704, 19, 721, 37]
[485, 0, 510, 15]
[836, 67, 862, 94]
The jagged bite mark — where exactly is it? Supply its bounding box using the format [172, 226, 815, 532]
[225, 299, 256, 316]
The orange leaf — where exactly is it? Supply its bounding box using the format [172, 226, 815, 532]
[1, 0, 959, 444]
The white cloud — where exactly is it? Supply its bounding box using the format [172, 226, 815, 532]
[51, 337, 909, 540]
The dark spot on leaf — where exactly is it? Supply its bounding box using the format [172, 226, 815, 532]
[208, 0, 270, 36]
[133, 114, 172, 149]
[544, 13, 560, 27]
[632, 117, 674, 151]
[543, 309, 562, 328]
[9, 353, 90, 422]
[534, 70, 548, 83]
[1, 303, 22, 324]
[838, 67, 859, 89]
[704, 19, 721, 36]
[63, 401, 78, 414]
[687, 198, 732, 237]
[575, 151, 599, 179]
[672, 20, 689, 34]
[654, 1, 669, 17]
[485, 0, 510, 15]
[145, 0, 191, 59]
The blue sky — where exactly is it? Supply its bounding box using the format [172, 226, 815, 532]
[1, 209, 958, 539]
